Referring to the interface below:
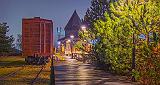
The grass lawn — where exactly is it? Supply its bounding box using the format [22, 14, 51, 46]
[0, 56, 26, 67]
[0, 56, 51, 85]
[0, 56, 25, 77]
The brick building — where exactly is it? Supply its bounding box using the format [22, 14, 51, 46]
[58, 10, 91, 56]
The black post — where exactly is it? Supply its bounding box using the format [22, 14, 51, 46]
[71, 42, 73, 59]
[50, 56, 55, 85]
[132, 33, 136, 82]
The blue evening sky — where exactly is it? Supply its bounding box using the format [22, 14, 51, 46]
[0, 0, 91, 44]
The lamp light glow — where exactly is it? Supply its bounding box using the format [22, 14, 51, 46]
[70, 35, 74, 39]
[81, 25, 86, 31]
[58, 41, 61, 45]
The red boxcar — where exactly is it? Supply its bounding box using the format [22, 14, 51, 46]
[22, 17, 53, 64]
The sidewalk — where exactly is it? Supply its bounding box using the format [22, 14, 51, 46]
[54, 56, 136, 85]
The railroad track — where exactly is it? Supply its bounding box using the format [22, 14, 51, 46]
[0, 65, 25, 80]
[29, 65, 46, 85]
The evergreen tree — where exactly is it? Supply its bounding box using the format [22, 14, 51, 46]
[80, 0, 160, 83]
[0, 23, 14, 55]
[82, 0, 117, 67]
[84, 0, 116, 28]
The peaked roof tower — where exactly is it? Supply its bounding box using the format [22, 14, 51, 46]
[64, 10, 81, 30]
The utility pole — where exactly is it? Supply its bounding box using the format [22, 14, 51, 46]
[50, 55, 55, 85]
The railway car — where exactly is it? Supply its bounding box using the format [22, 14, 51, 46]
[22, 17, 53, 65]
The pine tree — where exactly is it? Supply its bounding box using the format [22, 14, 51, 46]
[80, 0, 160, 82]
[95, 0, 160, 83]
[84, 0, 117, 28]
[0, 23, 14, 55]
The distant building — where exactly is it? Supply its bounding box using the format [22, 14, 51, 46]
[57, 27, 64, 41]
[64, 10, 82, 38]
[22, 17, 53, 56]
[58, 10, 91, 56]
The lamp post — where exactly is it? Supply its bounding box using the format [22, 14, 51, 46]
[57, 41, 61, 53]
[132, 33, 136, 82]
[50, 55, 55, 85]
[70, 35, 74, 58]
[67, 39, 71, 57]
[80, 25, 88, 61]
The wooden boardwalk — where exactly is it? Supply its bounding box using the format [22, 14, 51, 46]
[54, 56, 135, 85]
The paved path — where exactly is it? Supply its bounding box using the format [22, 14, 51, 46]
[54, 56, 135, 85]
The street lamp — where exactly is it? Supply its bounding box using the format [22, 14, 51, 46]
[57, 41, 61, 45]
[57, 41, 61, 53]
[50, 55, 55, 85]
[132, 33, 136, 82]
[70, 35, 74, 58]
[70, 35, 74, 39]
[81, 25, 87, 58]
[81, 25, 86, 32]
[67, 39, 71, 42]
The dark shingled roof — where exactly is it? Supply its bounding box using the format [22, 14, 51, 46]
[64, 10, 81, 30]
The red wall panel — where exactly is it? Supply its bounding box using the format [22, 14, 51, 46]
[22, 17, 53, 56]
